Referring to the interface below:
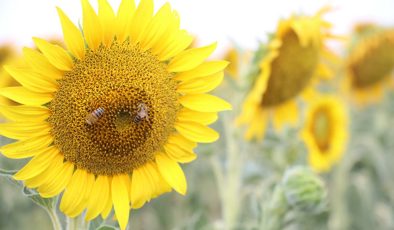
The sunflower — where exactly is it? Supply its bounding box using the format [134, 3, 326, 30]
[223, 47, 240, 79]
[344, 24, 394, 106]
[0, 0, 231, 229]
[237, 7, 337, 140]
[301, 96, 347, 172]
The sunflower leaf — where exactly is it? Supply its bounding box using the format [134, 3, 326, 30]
[0, 168, 17, 176]
[0, 168, 22, 187]
[22, 186, 57, 210]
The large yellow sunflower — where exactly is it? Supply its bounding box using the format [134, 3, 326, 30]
[344, 24, 394, 106]
[0, 0, 231, 229]
[301, 96, 347, 172]
[237, 8, 337, 140]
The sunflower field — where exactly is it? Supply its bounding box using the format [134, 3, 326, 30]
[0, 0, 393, 229]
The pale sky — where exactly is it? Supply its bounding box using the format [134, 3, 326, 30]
[0, 0, 393, 56]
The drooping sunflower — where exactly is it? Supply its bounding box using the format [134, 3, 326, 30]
[237, 8, 337, 140]
[301, 96, 347, 172]
[344, 24, 394, 106]
[0, 0, 231, 229]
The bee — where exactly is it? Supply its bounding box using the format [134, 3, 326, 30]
[85, 107, 105, 125]
[133, 103, 149, 124]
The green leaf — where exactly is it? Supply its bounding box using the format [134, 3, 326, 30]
[22, 186, 57, 210]
[0, 168, 18, 176]
[0, 168, 22, 187]
[0, 167, 58, 215]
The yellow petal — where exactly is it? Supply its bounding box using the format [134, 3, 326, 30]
[174, 61, 229, 82]
[0, 105, 49, 122]
[4, 66, 58, 93]
[82, 0, 102, 50]
[139, 3, 172, 51]
[174, 121, 219, 143]
[177, 108, 218, 125]
[56, 7, 85, 59]
[101, 185, 113, 219]
[141, 162, 171, 198]
[86, 176, 111, 221]
[145, 162, 171, 197]
[179, 94, 232, 112]
[24, 154, 64, 188]
[0, 134, 53, 159]
[38, 162, 74, 198]
[164, 142, 196, 163]
[60, 169, 88, 213]
[0, 122, 51, 140]
[158, 30, 193, 61]
[67, 173, 95, 217]
[115, 0, 136, 42]
[156, 153, 187, 195]
[167, 43, 217, 72]
[130, 167, 149, 209]
[98, 0, 116, 46]
[13, 146, 59, 180]
[150, 10, 180, 55]
[166, 133, 197, 150]
[0, 87, 52, 106]
[129, 0, 154, 43]
[177, 71, 223, 94]
[33, 37, 73, 71]
[23, 47, 63, 80]
[112, 174, 130, 230]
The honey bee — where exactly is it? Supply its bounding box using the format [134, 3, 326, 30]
[85, 107, 105, 125]
[133, 103, 149, 124]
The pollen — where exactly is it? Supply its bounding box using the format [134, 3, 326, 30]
[48, 41, 179, 175]
[261, 30, 319, 107]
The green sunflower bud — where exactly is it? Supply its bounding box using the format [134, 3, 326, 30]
[282, 166, 327, 214]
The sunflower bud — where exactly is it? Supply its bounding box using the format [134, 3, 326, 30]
[282, 166, 327, 213]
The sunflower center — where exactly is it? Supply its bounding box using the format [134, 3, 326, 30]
[350, 31, 394, 88]
[261, 30, 319, 107]
[48, 41, 179, 175]
[311, 108, 331, 152]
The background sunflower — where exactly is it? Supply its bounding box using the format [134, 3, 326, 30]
[237, 8, 338, 140]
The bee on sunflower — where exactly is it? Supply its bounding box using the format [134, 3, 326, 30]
[343, 23, 394, 106]
[0, 0, 231, 229]
[301, 95, 348, 172]
[237, 7, 338, 140]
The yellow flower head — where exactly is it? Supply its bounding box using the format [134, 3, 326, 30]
[237, 7, 336, 140]
[344, 24, 394, 106]
[0, 0, 231, 229]
[301, 96, 348, 172]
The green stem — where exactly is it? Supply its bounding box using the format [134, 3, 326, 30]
[47, 209, 62, 230]
[67, 215, 87, 230]
[212, 113, 243, 229]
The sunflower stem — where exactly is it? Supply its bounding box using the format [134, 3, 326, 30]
[212, 112, 243, 229]
[66, 215, 87, 230]
[47, 208, 63, 230]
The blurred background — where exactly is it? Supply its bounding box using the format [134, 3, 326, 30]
[1, 0, 394, 54]
[0, 0, 394, 230]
